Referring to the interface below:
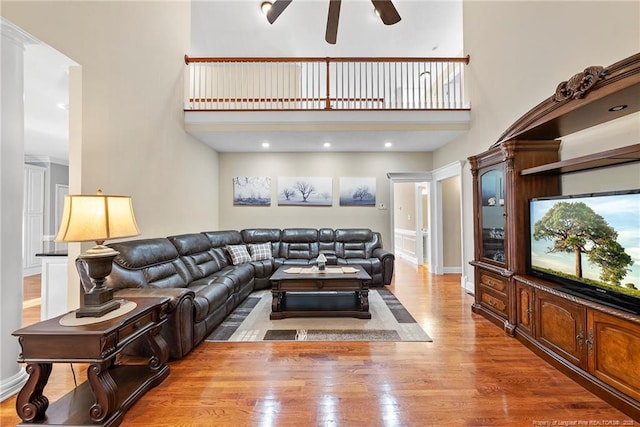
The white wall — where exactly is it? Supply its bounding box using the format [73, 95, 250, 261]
[394, 182, 417, 231]
[2, 1, 220, 239]
[434, 1, 640, 289]
[560, 113, 640, 195]
[218, 151, 432, 247]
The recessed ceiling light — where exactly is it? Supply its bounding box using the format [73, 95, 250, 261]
[261, 1, 272, 16]
[384, 142, 393, 148]
[261, 142, 270, 148]
[57, 103, 69, 110]
[608, 104, 627, 112]
[323, 142, 331, 148]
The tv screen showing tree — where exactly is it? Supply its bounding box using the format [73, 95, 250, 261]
[529, 190, 640, 302]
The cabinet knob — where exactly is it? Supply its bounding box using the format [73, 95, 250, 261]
[586, 330, 594, 352]
[576, 330, 584, 350]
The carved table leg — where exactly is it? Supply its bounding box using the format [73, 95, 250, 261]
[272, 291, 284, 312]
[360, 290, 370, 313]
[146, 323, 169, 370]
[16, 363, 52, 422]
[87, 362, 117, 422]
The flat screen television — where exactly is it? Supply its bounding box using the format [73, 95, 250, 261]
[529, 189, 640, 314]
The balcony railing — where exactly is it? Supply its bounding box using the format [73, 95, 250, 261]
[184, 55, 470, 111]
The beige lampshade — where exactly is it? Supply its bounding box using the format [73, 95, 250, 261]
[55, 191, 140, 243]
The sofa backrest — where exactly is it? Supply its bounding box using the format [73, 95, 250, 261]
[318, 228, 335, 253]
[106, 238, 192, 290]
[334, 228, 379, 259]
[241, 228, 282, 257]
[202, 230, 244, 268]
[279, 228, 319, 259]
[168, 233, 226, 280]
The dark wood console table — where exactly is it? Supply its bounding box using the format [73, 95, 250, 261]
[12, 297, 170, 427]
[269, 266, 372, 319]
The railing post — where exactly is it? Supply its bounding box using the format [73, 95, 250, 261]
[325, 58, 331, 110]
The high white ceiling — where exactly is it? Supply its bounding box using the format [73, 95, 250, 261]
[24, 0, 464, 159]
[190, 0, 463, 57]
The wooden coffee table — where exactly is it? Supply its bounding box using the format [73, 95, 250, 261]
[269, 265, 372, 319]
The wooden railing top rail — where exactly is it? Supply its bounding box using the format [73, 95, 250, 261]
[184, 54, 470, 65]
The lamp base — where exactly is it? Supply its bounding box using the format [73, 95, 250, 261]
[75, 248, 120, 318]
[75, 287, 121, 318]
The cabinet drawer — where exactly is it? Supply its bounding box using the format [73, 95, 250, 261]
[118, 312, 154, 345]
[479, 288, 508, 317]
[479, 271, 508, 296]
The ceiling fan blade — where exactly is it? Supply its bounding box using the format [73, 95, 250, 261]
[266, 0, 293, 24]
[325, 0, 341, 44]
[371, 0, 401, 25]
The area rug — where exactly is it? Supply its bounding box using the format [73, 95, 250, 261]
[205, 289, 432, 342]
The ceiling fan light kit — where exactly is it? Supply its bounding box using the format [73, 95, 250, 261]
[263, 0, 401, 44]
[261, 1, 272, 16]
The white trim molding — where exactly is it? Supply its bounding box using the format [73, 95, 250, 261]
[0, 367, 28, 402]
[386, 171, 433, 182]
[432, 159, 465, 180]
[394, 228, 419, 265]
[1, 17, 40, 47]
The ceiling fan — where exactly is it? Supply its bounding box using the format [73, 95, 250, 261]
[263, 0, 401, 44]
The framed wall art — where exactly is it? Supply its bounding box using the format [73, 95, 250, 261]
[277, 176, 333, 206]
[339, 177, 376, 206]
[233, 176, 271, 206]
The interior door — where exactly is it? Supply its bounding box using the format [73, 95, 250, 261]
[23, 164, 45, 275]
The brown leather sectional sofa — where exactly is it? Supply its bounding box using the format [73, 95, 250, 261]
[105, 228, 395, 359]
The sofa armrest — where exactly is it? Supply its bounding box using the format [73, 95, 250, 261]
[113, 287, 195, 359]
[113, 287, 194, 312]
[373, 248, 395, 286]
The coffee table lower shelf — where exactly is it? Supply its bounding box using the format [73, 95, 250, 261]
[18, 364, 169, 427]
[270, 292, 371, 320]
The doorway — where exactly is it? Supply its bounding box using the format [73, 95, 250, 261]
[388, 161, 465, 283]
[20, 31, 74, 320]
[392, 181, 429, 266]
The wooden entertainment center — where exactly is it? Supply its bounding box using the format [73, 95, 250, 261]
[469, 53, 640, 419]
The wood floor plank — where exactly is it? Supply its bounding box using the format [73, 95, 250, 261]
[1, 261, 635, 426]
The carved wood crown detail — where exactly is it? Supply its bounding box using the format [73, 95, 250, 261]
[554, 66, 606, 102]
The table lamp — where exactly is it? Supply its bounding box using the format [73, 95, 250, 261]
[55, 190, 140, 318]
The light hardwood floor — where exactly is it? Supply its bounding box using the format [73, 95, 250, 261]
[2, 262, 635, 426]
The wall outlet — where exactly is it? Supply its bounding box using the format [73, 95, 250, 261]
[377, 202, 387, 210]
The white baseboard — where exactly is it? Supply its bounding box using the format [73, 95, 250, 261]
[0, 367, 28, 402]
[23, 266, 41, 277]
[443, 266, 462, 274]
[461, 275, 474, 294]
[396, 251, 418, 265]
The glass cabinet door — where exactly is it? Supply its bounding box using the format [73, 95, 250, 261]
[480, 167, 505, 264]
